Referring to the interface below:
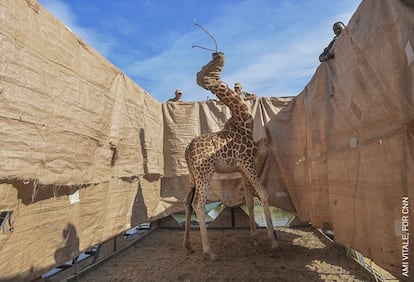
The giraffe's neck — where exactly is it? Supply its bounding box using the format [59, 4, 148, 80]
[213, 82, 243, 106]
[196, 52, 253, 130]
[213, 82, 253, 125]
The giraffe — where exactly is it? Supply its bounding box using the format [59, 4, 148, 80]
[183, 52, 279, 261]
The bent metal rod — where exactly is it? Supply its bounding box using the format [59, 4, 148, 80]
[192, 18, 218, 53]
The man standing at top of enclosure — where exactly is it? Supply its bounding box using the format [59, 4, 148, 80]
[234, 82, 257, 101]
[319, 21, 345, 62]
[167, 88, 184, 102]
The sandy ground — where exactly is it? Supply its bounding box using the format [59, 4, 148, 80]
[78, 227, 373, 282]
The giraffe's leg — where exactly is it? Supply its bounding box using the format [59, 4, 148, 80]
[193, 196, 218, 261]
[243, 179, 258, 242]
[241, 162, 279, 249]
[193, 171, 218, 261]
[183, 187, 195, 253]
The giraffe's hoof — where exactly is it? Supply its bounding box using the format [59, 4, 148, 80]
[203, 252, 219, 261]
[183, 243, 194, 255]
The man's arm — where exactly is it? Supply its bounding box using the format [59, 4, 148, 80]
[319, 38, 336, 62]
[242, 91, 257, 100]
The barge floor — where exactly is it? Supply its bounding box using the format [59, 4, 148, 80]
[78, 227, 373, 281]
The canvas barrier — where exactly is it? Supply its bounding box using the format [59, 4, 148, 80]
[0, 0, 165, 279]
[0, 0, 413, 280]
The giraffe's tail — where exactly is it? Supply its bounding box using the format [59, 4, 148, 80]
[184, 143, 196, 213]
[186, 186, 196, 213]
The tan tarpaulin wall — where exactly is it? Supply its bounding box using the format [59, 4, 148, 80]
[0, 0, 165, 280]
[0, 0, 413, 280]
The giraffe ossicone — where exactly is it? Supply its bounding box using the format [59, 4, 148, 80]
[183, 52, 279, 261]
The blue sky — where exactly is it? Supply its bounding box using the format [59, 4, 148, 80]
[39, 0, 362, 102]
